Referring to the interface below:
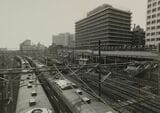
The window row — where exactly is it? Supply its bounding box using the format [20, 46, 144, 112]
[147, 25, 160, 30]
[147, 13, 160, 19]
[147, 14, 157, 19]
[146, 31, 160, 36]
[148, 1, 160, 8]
[147, 7, 160, 14]
[146, 38, 160, 42]
[147, 19, 160, 25]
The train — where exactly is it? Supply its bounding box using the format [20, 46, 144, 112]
[31, 59, 118, 113]
[45, 76, 117, 113]
[15, 57, 54, 113]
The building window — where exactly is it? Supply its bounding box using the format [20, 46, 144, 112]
[151, 38, 155, 41]
[157, 25, 160, 29]
[156, 31, 160, 35]
[151, 26, 155, 30]
[152, 14, 156, 18]
[147, 27, 150, 30]
[157, 19, 160, 23]
[146, 39, 150, 42]
[153, 2, 157, 7]
[157, 38, 160, 41]
[158, 1, 160, 5]
[152, 20, 156, 24]
[151, 32, 155, 36]
[147, 21, 151, 25]
[147, 15, 151, 19]
[152, 8, 156, 12]
[157, 13, 160, 17]
[147, 33, 150, 36]
[148, 4, 152, 8]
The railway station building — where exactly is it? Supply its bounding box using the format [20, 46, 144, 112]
[75, 4, 132, 50]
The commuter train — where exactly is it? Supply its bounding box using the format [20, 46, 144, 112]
[43, 75, 117, 113]
[15, 58, 54, 113]
[28, 58, 118, 113]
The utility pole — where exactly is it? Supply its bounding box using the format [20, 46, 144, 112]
[98, 40, 101, 96]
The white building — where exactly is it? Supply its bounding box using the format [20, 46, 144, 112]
[146, 0, 160, 49]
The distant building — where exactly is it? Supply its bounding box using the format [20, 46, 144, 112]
[52, 34, 67, 46]
[37, 42, 47, 51]
[75, 4, 132, 50]
[20, 39, 33, 51]
[146, 0, 160, 49]
[20, 40, 46, 51]
[0, 48, 7, 51]
[131, 25, 145, 47]
[48, 44, 57, 54]
[52, 33, 75, 48]
[68, 34, 75, 48]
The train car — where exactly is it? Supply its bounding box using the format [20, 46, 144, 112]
[15, 71, 54, 113]
[33, 60, 46, 68]
[46, 58, 62, 66]
[44, 75, 117, 113]
[28, 58, 117, 113]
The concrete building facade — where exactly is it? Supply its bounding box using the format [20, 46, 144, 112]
[20, 40, 32, 51]
[75, 4, 132, 50]
[20, 40, 46, 51]
[52, 33, 75, 48]
[146, 0, 160, 49]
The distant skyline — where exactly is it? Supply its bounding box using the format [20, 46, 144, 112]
[0, 0, 147, 49]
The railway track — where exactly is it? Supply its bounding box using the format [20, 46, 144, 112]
[63, 64, 160, 113]
[85, 77, 160, 113]
[86, 79, 154, 113]
[105, 78, 160, 111]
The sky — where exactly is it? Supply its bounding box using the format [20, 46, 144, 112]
[0, 0, 147, 49]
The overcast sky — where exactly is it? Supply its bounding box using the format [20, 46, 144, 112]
[0, 0, 147, 49]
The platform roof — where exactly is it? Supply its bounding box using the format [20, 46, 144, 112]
[93, 51, 159, 59]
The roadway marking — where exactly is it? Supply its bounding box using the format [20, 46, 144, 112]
[59, 110, 63, 113]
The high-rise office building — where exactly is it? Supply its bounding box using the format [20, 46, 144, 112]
[146, 0, 160, 49]
[75, 4, 132, 50]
